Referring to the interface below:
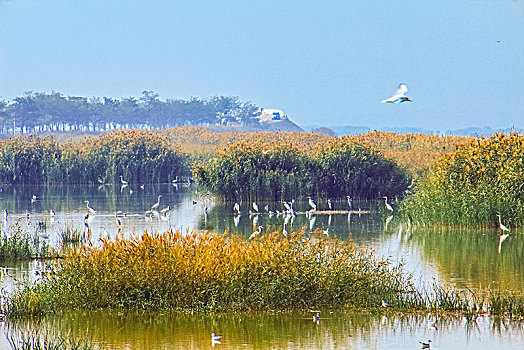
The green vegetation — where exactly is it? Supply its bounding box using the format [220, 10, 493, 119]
[0, 222, 52, 261]
[0, 91, 259, 133]
[193, 137, 411, 200]
[0, 130, 186, 184]
[402, 132, 524, 227]
[6, 327, 99, 350]
[2, 229, 424, 316]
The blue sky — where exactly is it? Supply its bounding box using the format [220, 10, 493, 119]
[1, 0, 523, 131]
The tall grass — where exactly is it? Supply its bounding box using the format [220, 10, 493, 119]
[402, 132, 524, 227]
[6, 327, 99, 350]
[2, 229, 424, 316]
[0, 130, 187, 184]
[0, 220, 52, 261]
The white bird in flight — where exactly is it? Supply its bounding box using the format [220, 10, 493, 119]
[381, 83, 412, 103]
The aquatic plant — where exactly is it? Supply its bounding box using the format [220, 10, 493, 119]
[0, 130, 187, 184]
[0, 220, 52, 261]
[193, 137, 411, 201]
[3, 229, 422, 315]
[402, 132, 524, 227]
[6, 327, 99, 350]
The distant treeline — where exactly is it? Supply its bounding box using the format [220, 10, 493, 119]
[0, 91, 260, 134]
[0, 130, 187, 184]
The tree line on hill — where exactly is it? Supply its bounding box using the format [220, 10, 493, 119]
[0, 91, 261, 135]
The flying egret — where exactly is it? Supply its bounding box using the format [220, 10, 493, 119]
[151, 195, 162, 210]
[85, 201, 96, 214]
[31, 195, 37, 203]
[172, 176, 179, 184]
[120, 175, 128, 185]
[419, 340, 432, 349]
[383, 196, 394, 213]
[323, 228, 329, 236]
[496, 214, 510, 232]
[381, 83, 412, 103]
[307, 196, 317, 211]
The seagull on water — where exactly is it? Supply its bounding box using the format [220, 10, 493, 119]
[381, 83, 412, 103]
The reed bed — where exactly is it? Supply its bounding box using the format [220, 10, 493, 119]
[402, 132, 524, 227]
[193, 137, 411, 201]
[0, 130, 187, 184]
[2, 229, 424, 316]
[0, 221, 52, 261]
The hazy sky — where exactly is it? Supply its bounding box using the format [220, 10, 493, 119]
[1, 0, 523, 131]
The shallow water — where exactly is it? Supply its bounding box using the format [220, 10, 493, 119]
[1, 184, 523, 349]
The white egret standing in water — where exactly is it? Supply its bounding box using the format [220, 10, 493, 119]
[151, 195, 162, 210]
[120, 175, 128, 185]
[346, 196, 352, 209]
[307, 196, 317, 211]
[85, 201, 96, 214]
[327, 198, 332, 210]
[383, 196, 393, 213]
[252, 202, 259, 213]
[496, 214, 510, 232]
[249, 225, 263, 240]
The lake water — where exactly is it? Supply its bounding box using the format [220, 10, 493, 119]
[1, 184, 523, 349]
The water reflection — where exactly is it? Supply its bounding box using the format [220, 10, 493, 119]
[2, 310, 524, 350]
[408, 227, 524, 294]
[2, 185, 524, 348]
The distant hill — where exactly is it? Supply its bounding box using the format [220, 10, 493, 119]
[305, 125, 523, 137]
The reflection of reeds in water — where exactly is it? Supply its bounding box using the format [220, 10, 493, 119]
[6, 325, 99, 350]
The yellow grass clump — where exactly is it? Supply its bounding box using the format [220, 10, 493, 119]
[5, 229, 421, 315]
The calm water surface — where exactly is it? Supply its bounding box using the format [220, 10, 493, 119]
[0, 184, 523, 349]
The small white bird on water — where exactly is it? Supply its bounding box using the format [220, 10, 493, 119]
[120, 175, 128, 185]
[381, 299, 390, 307]
[381, 83, 412, 103]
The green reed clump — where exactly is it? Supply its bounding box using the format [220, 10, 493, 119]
[0, 221, 51, 261]
[192, 137, 410, 201]
[0, 130, 188, 184]
[402, 132, 524, 227]
[3, 229, 422, 316]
